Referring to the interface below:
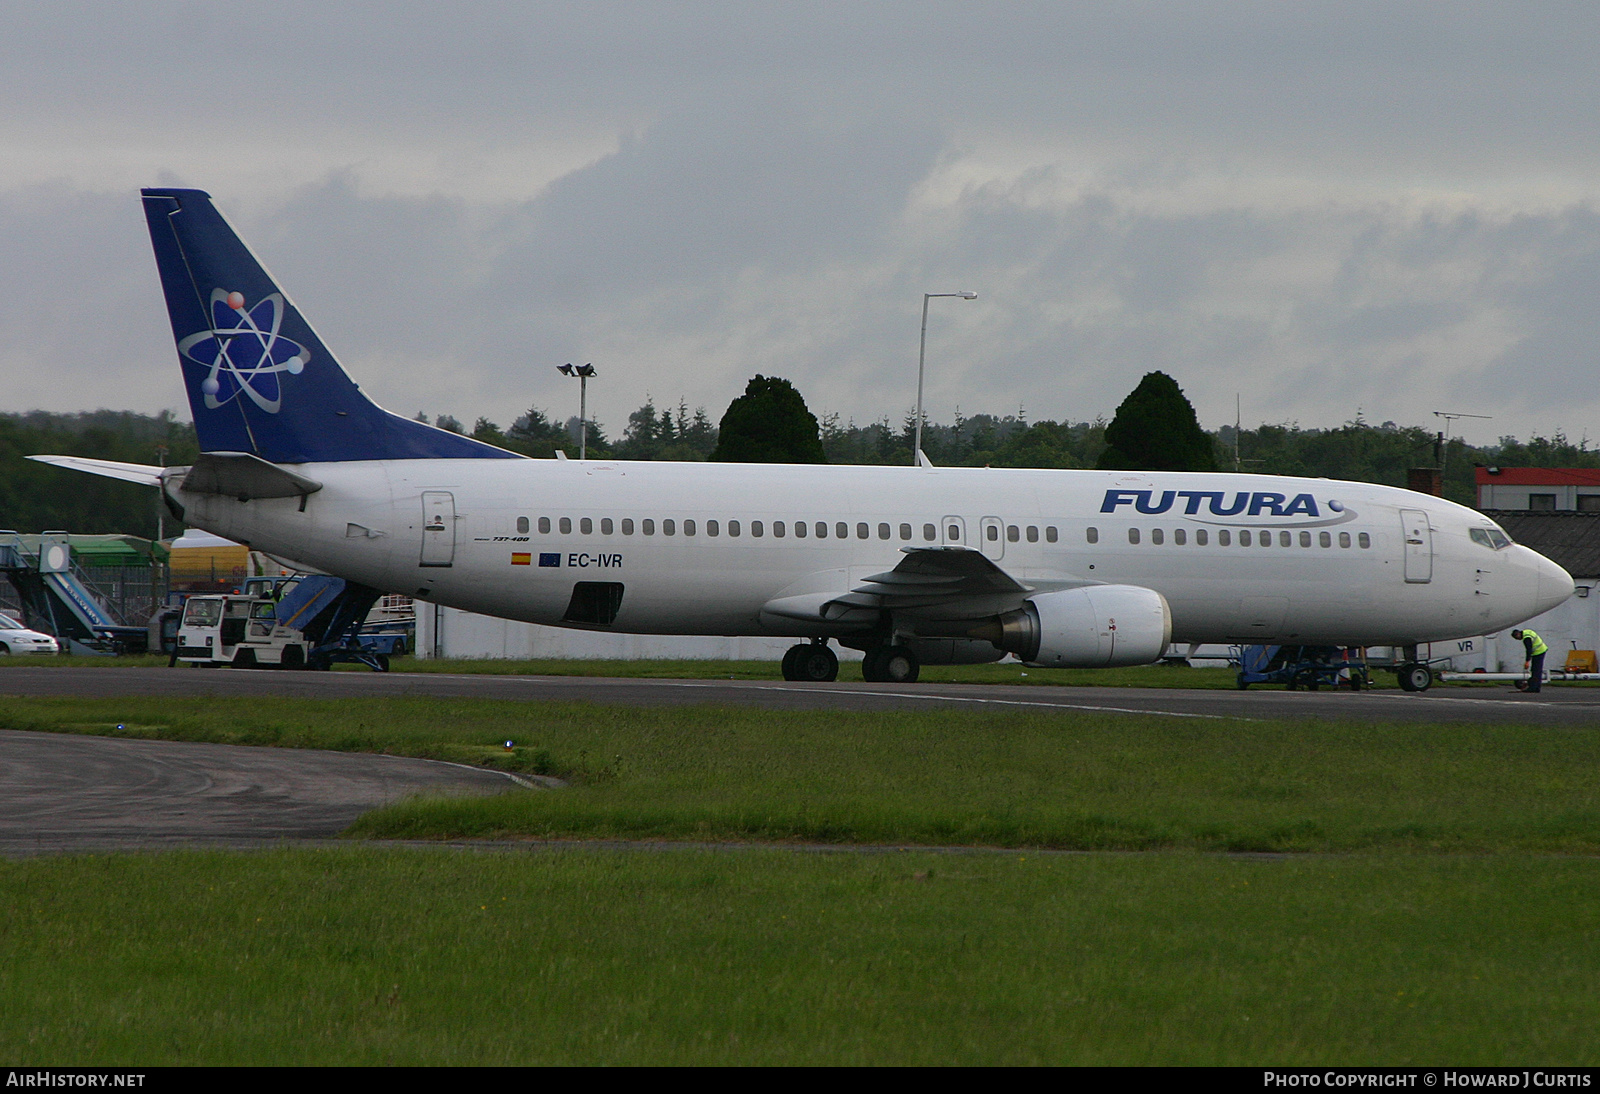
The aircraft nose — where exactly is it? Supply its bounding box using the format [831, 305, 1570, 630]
[1533, 550, 1575, 614]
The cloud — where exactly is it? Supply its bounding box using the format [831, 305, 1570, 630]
[3, 3, 1600, 446]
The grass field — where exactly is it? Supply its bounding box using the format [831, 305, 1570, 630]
[4, 691, 1598, 1063]
[3, 848, 1598, 1065]
[5, 694, 1600, 852]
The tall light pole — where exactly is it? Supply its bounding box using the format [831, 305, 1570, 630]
[557, 363, 597, 460]
[915, 291, 977, 465]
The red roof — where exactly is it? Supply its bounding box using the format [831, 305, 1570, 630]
[1475, 467, 1600, 486]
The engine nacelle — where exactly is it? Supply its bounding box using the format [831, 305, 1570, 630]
[987, 585, 1171, 668]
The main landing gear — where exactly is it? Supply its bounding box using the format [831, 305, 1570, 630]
[861, 644, 920, 683]
[781, 640, 839, 682]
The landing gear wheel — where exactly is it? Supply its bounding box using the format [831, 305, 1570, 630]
[1397, 663, 1433, 692]
[862, 645, 920, 683]
[881, 646, 919, 683]
[781, 644, 809, 681]
[795, 643, 838, 682]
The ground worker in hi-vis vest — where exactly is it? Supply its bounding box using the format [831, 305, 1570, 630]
[1512, 628, 1548, 693]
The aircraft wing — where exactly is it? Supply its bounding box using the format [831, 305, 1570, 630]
[27, 455, 164, 486]
[826, 546, 1031, 615]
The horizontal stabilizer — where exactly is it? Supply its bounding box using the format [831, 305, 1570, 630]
[27, 455, 164, 486]
[178, 451, 322, 500]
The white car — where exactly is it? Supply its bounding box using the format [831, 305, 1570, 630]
[0, 613, 60, 655]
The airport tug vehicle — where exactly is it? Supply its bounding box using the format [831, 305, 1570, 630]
[174, 575, 404, 670]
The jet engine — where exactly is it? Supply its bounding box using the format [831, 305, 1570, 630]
[977, 585, 1172, 667]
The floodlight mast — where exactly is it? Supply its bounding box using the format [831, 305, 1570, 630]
[557, 363, 598, 460]
[915, 292, 978, 466]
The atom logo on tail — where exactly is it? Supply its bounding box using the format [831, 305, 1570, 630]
[176, 290, 309, 413]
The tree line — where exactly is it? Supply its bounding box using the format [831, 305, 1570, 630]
[3, 370, 1589, 536]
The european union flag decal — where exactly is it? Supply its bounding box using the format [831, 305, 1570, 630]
[538, 553, 561, 568]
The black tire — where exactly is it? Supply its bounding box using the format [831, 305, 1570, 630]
[281, 645, 305, 671]
[232, 648, 256, 669]
[1397, 663, 1432, 692]
[881, 646, 919, 683]
[374, 654, 390, 672]
[1287, 673, 1301, 691]
[797, 644, 838, 682]
[781, 644, 810, 681]
[861, 647, 887, 682]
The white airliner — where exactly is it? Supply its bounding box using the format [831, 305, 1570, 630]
[32, 189, 1575, 690]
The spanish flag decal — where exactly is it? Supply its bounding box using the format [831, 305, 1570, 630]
[511, 552, 531, 565]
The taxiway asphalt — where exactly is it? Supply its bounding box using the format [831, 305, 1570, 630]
[3, 665, 1599, 725]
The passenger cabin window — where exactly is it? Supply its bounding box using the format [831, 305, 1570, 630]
[1358, 532, 1371, 548]
[1086, 527, 1098, 544]
[1128, 528, 1140, 545]
[1196, 529, 1208, 546]
[1174, 528, 1186, 545]
[538, 517, 551, 534]
[1279, 531, 1290, 547]
[923, 524, 937, 542]
[774, 521, 785, 538]
[837, 522, 849, 539]
[986, 525, 999, 541]
[601, 518, 613, 535]
[729, 520, 740, 536]
[751, 521, 763, 537]
[1026, 526, 1038, 543]
[516, 517, 529, 534]
[559, 517, 572, 534]
[580, 517, 592, 535]
[1045, 526, 1058, 543]
[622, 518, 634, 535]
[1150, 528, 1163, 545]
[643, 519, 655, 535]
[899, 523, 911, 540]
[878, 523, 890, 540]
[794, 521, 807, 538]
[1219, 530, 1231, 546]
[707, 520, 719, 537]
[1319, 531, 1330, 547]
[1299, 531, 1311, 547]
[1338, 532, 1350, 547]
[664, 519, 676, 536]
[683, 519, 695, 536]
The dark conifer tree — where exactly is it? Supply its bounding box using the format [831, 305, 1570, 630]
[709, 376, 826, 463]
[1095, 372, 1218, 472]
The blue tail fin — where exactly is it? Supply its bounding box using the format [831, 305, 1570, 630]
[141, 188, 520, 463]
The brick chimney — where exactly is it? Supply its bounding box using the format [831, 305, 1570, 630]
[1407, 467, 1442, 496]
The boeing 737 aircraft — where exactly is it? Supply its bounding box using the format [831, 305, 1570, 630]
[33, 189, 1575, 689]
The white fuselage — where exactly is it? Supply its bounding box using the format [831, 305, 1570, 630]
[169, 459, 1573, 649]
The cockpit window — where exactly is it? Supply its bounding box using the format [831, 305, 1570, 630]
[1470, 527, 1513, 550]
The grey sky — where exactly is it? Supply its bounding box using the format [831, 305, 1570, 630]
[4, 2, 1600, 447]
